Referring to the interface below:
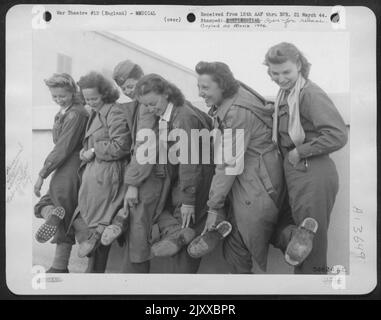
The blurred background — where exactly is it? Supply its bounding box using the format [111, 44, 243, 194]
[32, 30, 350, 274]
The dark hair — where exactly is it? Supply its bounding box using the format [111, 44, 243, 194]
[127, 65, 144, 80]
[195, 61, 239, 99]
[135, 74, 185, 107]
[77, 71, 120, 103]
[264, 42, 311, 79]
[44, 73, 78, 93]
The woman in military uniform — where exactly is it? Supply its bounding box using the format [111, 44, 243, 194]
[265, 42, 348, 274]
[195, 61, 286, 273]
[69, 71, 132, 273]
[34, 73, 89, 273]
[132, 74, 215, 273]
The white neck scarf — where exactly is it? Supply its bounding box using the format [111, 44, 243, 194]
[272, 74, 306, 147]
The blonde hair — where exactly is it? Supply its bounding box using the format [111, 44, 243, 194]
[44, 73, 78, 93]
[264, 42, 311, 79]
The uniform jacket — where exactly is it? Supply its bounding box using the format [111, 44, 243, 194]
[123, 100, 159, 187]
[207, 86, 285, 271]
[73, 103, 132, 228]
[277, 80, 348, 158]
[39, 102, 89, 179]
[165, 101, 214, 211]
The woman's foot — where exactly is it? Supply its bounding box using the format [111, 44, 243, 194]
[285, 217, 318, 266]
[151, 227, 196, 257]
[35, 207, 65, 243]
[187, 221, 232, 259]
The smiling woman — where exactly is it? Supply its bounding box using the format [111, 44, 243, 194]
[194, 61, 287, 273]
[33, 73, 88, 273]
[264, 42, 348, 274]
[69, 71, 132, 273]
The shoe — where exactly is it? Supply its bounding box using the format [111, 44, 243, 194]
[78, 230, 102, 258]
[151, 227, 196, 257]
[285, 217, 318, 266]
[187, 221, 232, 259]
[101, 224, 123, 246]
[35, 207, 65, 243]
[46, 267, 69, 273]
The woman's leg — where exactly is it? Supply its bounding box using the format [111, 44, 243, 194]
[86, 245, 111, 273]
[35, 199, 73, 272]
[222, 225, 253, 274]
[48, 242, 72, 272]
[285, 156, 339, 274]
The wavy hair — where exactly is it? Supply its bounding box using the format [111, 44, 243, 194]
[264, 42, 311, 79]
[135, 74, 185, 107]
[44, 73, 78, 93]
[77, 71, 120, 103]
[44, 73, 85, 104]
[195, 61, 239, 99]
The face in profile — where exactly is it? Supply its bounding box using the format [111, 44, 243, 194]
[120, 78, 139, 99]
[197, 74, 224, 108]
[268, 60, 301, 90]
[82, 88, 104, 110]
[49, 87, 74, 108]
[138, 92, 169, 117]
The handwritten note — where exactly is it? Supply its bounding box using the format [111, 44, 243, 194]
[352, 206, 366, 261]
[6, 143, 32, 203]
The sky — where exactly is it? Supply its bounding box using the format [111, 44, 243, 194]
[112, 30, 349, 96]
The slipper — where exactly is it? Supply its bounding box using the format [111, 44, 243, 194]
[285, 217, 318, 266]
[101, 224, 123, 246]
[151, 227, 196, 258]
[78, 230, 102, 258]
[35, 207, 65, 243]
[187, 221, 232, 259]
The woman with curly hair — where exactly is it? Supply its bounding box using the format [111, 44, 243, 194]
[265, 43, 347, 274]
[69, 71, 132, 273]
[34, 73, 89, 273]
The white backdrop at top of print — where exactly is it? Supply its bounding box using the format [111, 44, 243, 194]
[112, 31, 350, 96]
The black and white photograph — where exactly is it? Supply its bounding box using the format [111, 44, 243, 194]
[5, 4, 377, 295]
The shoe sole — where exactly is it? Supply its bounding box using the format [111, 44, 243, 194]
[215, 221, 232, 238]
[35, 207, 65, 243]
[284, 218, 318, 267]
[151, 239, 181, 257]
[101, 225, 122, 246]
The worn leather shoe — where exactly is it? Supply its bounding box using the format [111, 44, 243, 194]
[151, 227, 196, 257]
[187, 221, 232, 259]
[285, 217, 318, 266]
[78, 230, 102, 258]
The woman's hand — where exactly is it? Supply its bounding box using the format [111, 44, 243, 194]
[201, 211, 219, 235]
[80, 148, 95, 162]
[79, 148, 87, 161]
[181, 205, 195, 228]
[288, 148, 301, 167]
[124, 186, 139, 209]
[34, 176, 44, 197]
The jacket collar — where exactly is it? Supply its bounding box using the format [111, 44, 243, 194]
[208, 92, 239, 124]
[160, 102, 174, 123]
[85, 103, 113, 138]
